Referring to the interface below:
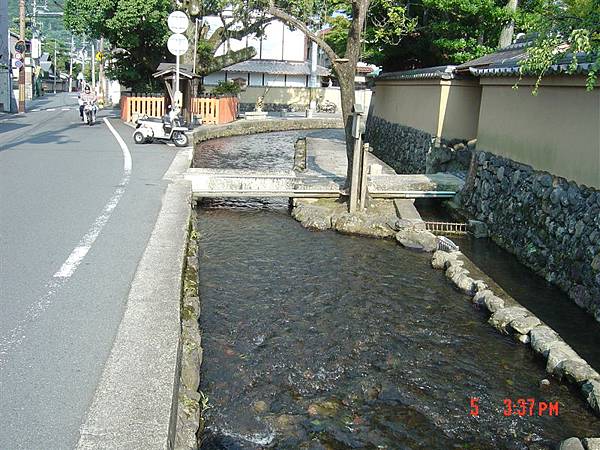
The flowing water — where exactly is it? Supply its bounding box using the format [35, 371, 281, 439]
[194, 131, 600, 449]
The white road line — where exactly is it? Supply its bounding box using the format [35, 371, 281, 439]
[31, 108, 40, 111]
[61, 108, 70, 111]
[0, 118, 133, 366]
[54, 118, 131, 278]
[46, 108, 56, 111]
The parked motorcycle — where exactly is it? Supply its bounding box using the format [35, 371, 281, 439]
[133, 112, 189, 147]
[317, 99, 337, 114]
[83, 101, 97, 125]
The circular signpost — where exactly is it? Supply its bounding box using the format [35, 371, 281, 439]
[14, 60, 23, 69]
[167, 33, 189, 56]
[15, 52, 23, 60]
[167, 11, 190, 110]
[168, 11, 189, 34]
[15, 40, 26, 53]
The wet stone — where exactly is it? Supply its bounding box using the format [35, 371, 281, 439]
[530, 326, 561, 357]
[510, 316, 541, 335]
[488, 307, 529, 332]
[559, 437, 585, 450]
[583, 438, 600, 450]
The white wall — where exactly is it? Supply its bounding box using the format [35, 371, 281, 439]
[208, 16, 306, 62]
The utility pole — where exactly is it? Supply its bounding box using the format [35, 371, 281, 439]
[98, 37, 105, 103]
[53, 40, 57, 93]
[18, 0, 25, 112]
[91, 42, 95, 89]
[68, 35, 73, 92]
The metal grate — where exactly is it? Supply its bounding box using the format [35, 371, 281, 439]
[425, 221, 468, 235]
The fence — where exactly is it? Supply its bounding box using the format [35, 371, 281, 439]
[120, 95, 238, 125]
[191, 96, 238, 125]
[120, 95, 165, 122]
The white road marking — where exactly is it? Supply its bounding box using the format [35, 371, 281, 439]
[54, 118, 131, 278]
[0, 118, 133, 367]
[31, 108, 40, 111]
[46, 108, 56, 111]
[62, 108, 70, 111]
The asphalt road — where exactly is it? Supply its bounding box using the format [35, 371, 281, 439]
[0, 93, 182, 449]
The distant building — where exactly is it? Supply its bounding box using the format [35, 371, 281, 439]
[202, 18, 329, 88]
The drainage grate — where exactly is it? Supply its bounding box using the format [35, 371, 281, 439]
[425, 221, 468, 235]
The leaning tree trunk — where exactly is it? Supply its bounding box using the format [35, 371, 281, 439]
[338, 0, 370, 188]
[498, 0, 518, 48]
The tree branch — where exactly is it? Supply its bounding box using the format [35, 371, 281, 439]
[227, 16, 273, 41]
[266, 3, 339, 65]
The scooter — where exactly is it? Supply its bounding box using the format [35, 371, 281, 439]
[83, 101, 97, 125]
[133, 113, 189, 147]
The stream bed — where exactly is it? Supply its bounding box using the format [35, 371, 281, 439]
[194, 131, 600, 449]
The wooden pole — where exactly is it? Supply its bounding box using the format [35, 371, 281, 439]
[18, 0, 25, 112]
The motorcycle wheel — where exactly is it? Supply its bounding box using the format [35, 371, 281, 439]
[133, 131, 145, 144]
[173, 131, 189, 147]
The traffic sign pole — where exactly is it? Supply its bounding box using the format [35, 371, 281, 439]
[167, 11, 190, 111]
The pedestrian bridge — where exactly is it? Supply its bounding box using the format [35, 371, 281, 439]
[185, 168, 464, 199]
[186, 136, 464, 200]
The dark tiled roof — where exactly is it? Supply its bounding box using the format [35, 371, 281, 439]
[222, 59, 330, 76]
[376, 65, 458, 81]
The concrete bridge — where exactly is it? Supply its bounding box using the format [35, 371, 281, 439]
[186, 137, 464, 200]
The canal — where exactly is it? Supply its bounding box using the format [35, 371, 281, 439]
[194, 130, 600, 449]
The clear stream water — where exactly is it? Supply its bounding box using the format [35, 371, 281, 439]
[194, 131, 600, 449]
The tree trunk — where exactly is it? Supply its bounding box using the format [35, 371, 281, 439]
[339, 0, 370, 188]
[498, 0, 518, 48]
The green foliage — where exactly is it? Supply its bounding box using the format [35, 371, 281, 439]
[324, 0, 539, 70]
[211, 80, 241, 95]
[518, 0, 599, 91]
[64, 0, 173, 91]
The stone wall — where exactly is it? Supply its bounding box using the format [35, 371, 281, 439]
[460, 151, 600, 321]
[239, 102, 306, 113]
[365, 115, 473, 175]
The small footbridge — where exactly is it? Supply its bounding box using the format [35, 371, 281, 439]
[186, 135, 464, 201]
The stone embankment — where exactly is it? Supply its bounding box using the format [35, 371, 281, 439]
[459, 151, 600, 322]
[193, 117, 343, 145]
[175, 210, 204, 450]
[365, 115, 473, 174]
[432, 249, 600, 446]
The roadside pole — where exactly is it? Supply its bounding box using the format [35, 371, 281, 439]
[167, 11, 190, 111]
[193, 18, 199, 74]
[53, 40, 57, 93]
[18, 0, 25, 112]
[91, 42, 96, 89]
[349, 104, 365, 213]
[68, 36, 73, 92]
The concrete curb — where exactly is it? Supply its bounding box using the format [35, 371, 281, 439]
[77, 178, 192, 449]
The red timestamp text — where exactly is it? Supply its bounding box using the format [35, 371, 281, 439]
[469, 397, 559, 417]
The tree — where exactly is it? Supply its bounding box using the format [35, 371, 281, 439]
[324, 0, 531, 71]
[518, 0, 599, 91]
[181, 0, 273, 79]
[264, 0, 414, 186]
[64, 0, 172, 91]
[498, 0, 518, 48]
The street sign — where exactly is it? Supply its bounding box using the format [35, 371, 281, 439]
[15, 40, 26, 53]
[14, 60, 23, 69]
[15, 52, 23, 60]
[96, 51, 103, 61]
[167, 33, 189, 56]
[168, 11, 189, 34]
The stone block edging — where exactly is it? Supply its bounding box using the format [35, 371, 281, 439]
[192, 117, 343, 145]
[432, 249, 600, 424]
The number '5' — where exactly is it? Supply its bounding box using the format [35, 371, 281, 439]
[470, 397, 479, 416]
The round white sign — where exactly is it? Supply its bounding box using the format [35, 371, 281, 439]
[168, 11, 189, 34]
[167, 33, 189, 56]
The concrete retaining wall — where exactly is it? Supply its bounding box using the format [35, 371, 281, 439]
[460, 150, 600, 321]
